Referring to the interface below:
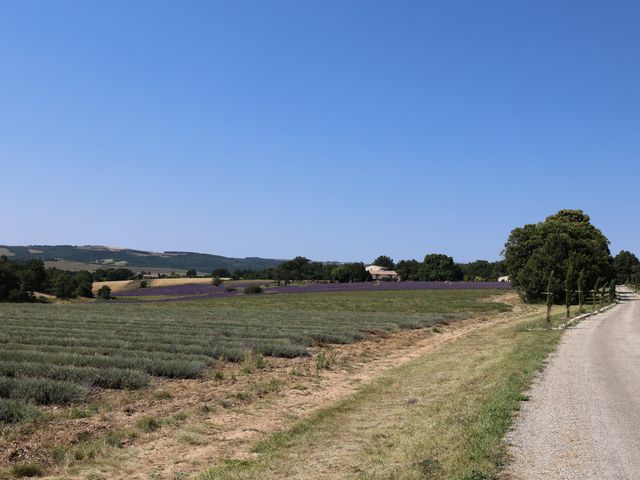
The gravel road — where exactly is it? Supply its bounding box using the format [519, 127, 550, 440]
[505, 286, 640, 480]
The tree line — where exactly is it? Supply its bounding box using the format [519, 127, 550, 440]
[0, 258, 136, 302]
[223, 254, 506, 284]
[503, 209, 626, 307]
[2, 209, 636, 305]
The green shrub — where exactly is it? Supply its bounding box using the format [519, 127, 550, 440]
[97, 285, 112, 300]
[242, 350, 255, 374]
[463, 471, 489, 480]
[104, 429, 127, 447]
[243, 285, 263, 295]
[0, 377, 87, 405]
[0, 361, 149, 389]
[0, 398, 39, 423]
[316, 351, 330, 372]
[11, 463, 44, 478]
[137, 416, 161, 432]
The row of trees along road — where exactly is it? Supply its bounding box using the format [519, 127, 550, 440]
[503, 210, 617, 308]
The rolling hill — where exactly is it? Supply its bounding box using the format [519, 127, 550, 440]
[0, 245, 285, 274]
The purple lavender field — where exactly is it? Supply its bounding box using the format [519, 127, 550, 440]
[116, 281, 512, 302]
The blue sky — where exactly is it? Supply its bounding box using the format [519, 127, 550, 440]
[1, 1, 639, 262]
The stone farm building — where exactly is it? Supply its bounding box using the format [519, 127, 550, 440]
[366, 265, 401, 281]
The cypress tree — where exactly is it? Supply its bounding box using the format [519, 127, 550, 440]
[578, 269, 586, 313]
[546, 271, 555, 329]
[565, 263, 574, 318]
[609, 279, 616, 302]
[593, 277, 601, 312]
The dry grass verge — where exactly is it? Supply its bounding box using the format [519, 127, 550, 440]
[198, 307, 564, 480]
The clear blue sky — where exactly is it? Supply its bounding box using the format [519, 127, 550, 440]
[1, 1, 638, 262]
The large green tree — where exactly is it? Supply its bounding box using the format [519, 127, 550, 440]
[395, 259, 421, 280]
[503, 210, 614, 302]
[372, 255, 395, 270]
[331, 263, 372, 283]
[459, 260, 505, 281]
[421, 254, 463, 281]
[613, 250, 640, 284]
[0, 256, 20, 301]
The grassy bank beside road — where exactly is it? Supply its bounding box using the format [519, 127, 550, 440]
[200, 308, 562, 480]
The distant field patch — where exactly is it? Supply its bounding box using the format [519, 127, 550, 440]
[91, 278, 261, 294]
[92, 280, 139, 293]
[27, 248, 43, 254]
[147, 277, 223, 288]
[116, 280, 511, 302]
[0, 290, 510, 416]
[0, 248, 15, 257]
[43, 260, 191, 276]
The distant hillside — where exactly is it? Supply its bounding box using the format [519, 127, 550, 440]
[0, 245, 285, 274]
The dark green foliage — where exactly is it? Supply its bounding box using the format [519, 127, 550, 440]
[565, 262, 574, 318]
[97, 285, 112, 300]
[272, 256, 330, 282]
[459, 260, 506, 282]
[391, 255, 466, 282]
[0, 257, 46, 302]
[19, 259, 46, 296]
[613, 250, 640, 284]
[545, 271, 555, 327]
[463, 472, 489, 480]
[137, 416, 161, 432]
[504, 210, 614, 302]
[609, 279, 616, 301]
[243, 285, 263, 295]
[185, 269, 197, 278]
[212, 277, 223, 287]
[0, 255, 21, 301]
[421, 254, 463, 281]
[10, 462, 44, 478]
[74, 271, 94, 298]
[330, 263, 371, 283]
[593, 277, 601, 309]
[93, 267, 136, 281]
[212, 268, 231, 278]
[372, 255, 395, 270]
[45, 268, 98, 299]
[578, 269, 586, 313]
[395, 259, 421, 281]
[53, 272, 76, 299]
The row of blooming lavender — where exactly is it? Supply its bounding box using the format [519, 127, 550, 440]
[115, 282, 261, 297]
[115, 281, 512, 302]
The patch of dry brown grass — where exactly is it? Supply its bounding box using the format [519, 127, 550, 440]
[91, 280, 138, 293]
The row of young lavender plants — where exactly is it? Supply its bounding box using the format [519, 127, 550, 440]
[116, 280, 512, 302]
